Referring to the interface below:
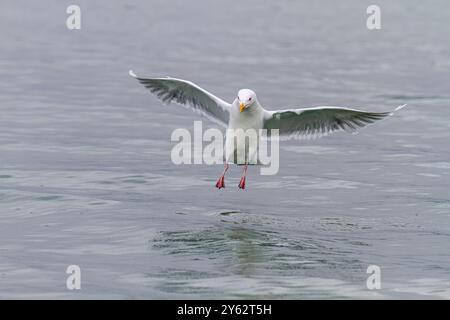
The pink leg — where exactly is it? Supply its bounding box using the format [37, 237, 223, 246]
[215, 164, 229, 189]
[238, 164, 248, 189]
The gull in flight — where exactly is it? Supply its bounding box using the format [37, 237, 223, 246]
[129, 70, 405, 189]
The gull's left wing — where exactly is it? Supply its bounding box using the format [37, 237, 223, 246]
[263, 105, 406, 139]
[129, 70, 231, 126]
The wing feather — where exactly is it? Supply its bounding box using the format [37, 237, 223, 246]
[129, 70, 230, 126]
[263, 105, 406, 140]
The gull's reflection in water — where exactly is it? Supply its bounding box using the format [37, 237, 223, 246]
[149, 212, 375, 298]
[152, 219, 273, 276]
[225, 226, 266, 276]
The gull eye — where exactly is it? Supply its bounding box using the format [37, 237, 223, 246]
[248, 97, 252, 101]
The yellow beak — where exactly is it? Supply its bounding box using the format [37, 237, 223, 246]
[239, 102, 245, 112]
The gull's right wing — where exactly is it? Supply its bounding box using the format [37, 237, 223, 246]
[129, 70, 231, 126]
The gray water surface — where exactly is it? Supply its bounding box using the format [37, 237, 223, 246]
[1, 0, 450, 299]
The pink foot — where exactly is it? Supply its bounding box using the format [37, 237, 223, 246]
[238, 176, 246, 189]
[215, 175, 225, 189]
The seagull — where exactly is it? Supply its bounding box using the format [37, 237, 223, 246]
[129, 70, 406, 190]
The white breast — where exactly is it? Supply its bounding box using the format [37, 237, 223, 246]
[225, 101, 265, 164]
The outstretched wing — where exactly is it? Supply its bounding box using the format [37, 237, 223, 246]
[263, 105, 406, 140]
[129, 70, 231, 126]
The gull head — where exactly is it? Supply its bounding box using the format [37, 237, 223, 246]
[237, 89, 256, 112]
